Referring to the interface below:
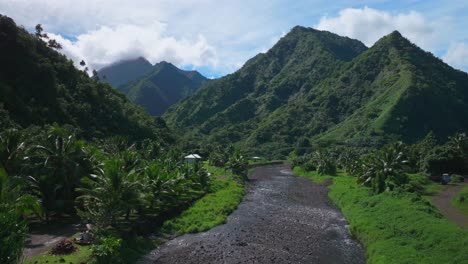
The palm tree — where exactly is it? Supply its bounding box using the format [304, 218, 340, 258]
[312, 150, 336, 176]
[227, 149, 248, 180]
[357, 142, 408, 194]
[31, 125, 90, 203]
[77, 158, 141, 230]
[0, 129, 27, 176]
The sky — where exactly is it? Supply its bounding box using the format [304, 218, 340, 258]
[1, 0, 467, 78]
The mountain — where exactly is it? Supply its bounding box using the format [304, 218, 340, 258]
[98, 57, 153, 87]
[117, 61, 208, 116]
[165, 27, 468, 158]
[0, 15, 172, 142]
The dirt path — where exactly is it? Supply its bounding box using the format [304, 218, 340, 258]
[138, 165, 365, 264]
[432, 182, 468, 228]
[23, 222, 83, 259]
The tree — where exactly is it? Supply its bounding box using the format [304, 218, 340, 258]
[226, 149, 248, 180]
[77, 158, 141, 230]
[92, 69, 100, 81]
[28, 125, 92, 220]
[47, 39, 62, 49]
[357, 142, 409, 194]
[312, 150, 336, 176]
[35, 24, 48, 39]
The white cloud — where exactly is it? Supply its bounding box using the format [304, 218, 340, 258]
[315, 7, 447, 50]
[47, 22, 217, 72]
[443, 43, 468, 71]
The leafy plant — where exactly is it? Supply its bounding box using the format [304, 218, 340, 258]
[357, 142, 409, 193]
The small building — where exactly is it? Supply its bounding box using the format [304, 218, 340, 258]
[184, 154, 202, 163]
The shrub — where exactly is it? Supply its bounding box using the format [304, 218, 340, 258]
[450, 174, 465, 183]
[91, 235, 123, 264]
[0, 210, 28, 264]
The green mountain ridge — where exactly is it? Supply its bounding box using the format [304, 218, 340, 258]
[165, 28, 468, 157]
[0, 15, 171, 142]
[117, 61, 208, 116]
[98, 57, 154, 87]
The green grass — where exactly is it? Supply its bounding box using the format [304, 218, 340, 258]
[161, 165, 245, 235]
[295, 167, 468, 264]
[292, 167, 347, 183]
[452, 185, 468, 216]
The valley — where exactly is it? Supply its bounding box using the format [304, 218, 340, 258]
[1, 5, 468, 264]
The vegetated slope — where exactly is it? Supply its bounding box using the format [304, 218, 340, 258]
[165, 27, 468, 158]
[165, 27, 367, 153]
[0, 15, 171, 142]
[118, 61, 208, 116]
[317, 31, 468, 145]
[97, 57, 153, 87]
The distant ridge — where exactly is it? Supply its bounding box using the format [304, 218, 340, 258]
[102, 59, 209, 116]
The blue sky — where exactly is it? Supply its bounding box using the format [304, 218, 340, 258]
[1, 0, 467, 78]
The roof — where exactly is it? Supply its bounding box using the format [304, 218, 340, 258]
[185, 154, 202, 159]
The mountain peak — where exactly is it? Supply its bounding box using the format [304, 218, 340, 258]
[98, 57, 153, 87]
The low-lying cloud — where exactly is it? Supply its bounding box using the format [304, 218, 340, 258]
[48, 21, 217, 72]
[443, 43, 468, 71]
[315, 7, 445, 50]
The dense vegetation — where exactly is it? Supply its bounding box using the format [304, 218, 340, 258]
[165, 27, 468, 158]
[1, 124, 248, 263]
[0, 15, 247, 264]
[0, 15, 171, 142]
[103, 60, 207, 116]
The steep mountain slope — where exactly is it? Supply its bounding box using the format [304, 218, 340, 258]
[0, 15, 171, 142]
[118, 61, 208, 116]
[98, 57, 153, 87]
[166, 27, 367, 128]
[165, 27, 468, 157]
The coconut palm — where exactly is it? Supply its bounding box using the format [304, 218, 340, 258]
[312, 150, 336, 176]
[31, 125, 90, 204]
[226, 149, 248, 180]
[77, 158, 141, 229]
[357, 142, 408, 194]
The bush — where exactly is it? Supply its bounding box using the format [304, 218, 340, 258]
[450, 174, 465, 183]
[91, 235, 122, 264]
[0, 210, 28, 264]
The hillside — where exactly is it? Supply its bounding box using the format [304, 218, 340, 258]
[118, 61, 208, 116]
[0, 15, 171, 142]
[97, 57, 153, 87]
[165, 27, 468, 157]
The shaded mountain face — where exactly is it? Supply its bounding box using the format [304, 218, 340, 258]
[0, 15, 172, 142]
[98, 57, 153, 87]
[117, 61, 208, 116]
[165, 27, 468, 158]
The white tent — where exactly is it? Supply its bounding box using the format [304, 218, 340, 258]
[184, 154, 202, 163]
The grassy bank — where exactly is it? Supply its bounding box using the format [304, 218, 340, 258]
[162, 165, 245, 235]
[452, 184, 468, 216]
[295, 167, 468, 264]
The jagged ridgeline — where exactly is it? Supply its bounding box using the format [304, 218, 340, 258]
[165, 26, 468, 157]
[0, 15, 172, 142]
